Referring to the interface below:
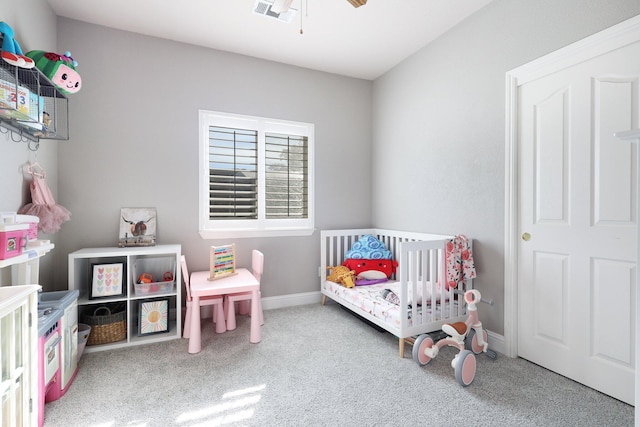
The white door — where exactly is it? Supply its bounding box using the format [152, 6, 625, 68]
[517, 41, 639, 405]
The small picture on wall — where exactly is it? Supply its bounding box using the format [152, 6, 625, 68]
[90, 263, 125, 299]
[138, 299, 169, 336]
[119, 207, 157, 247]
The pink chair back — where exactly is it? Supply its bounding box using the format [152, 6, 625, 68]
[180, 255, 192, 302]
[252, 250, 264, 283]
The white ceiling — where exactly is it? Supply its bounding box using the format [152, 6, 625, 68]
[46, 0, 494, 80]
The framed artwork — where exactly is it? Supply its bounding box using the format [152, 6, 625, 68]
[209, 244, 237, 281]
[119, 207, 157, 247]
[138, 299, 170, 336]
[90, 263, 125, 299]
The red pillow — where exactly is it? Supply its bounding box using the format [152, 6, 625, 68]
[342, 258, 398, 279]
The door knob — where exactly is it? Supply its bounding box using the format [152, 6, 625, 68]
[522, 232, 531, 241]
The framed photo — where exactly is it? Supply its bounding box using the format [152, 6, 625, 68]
[119, 207, 157, 247]
[90, 263, 125, 299]
[138, 299, 170, 336]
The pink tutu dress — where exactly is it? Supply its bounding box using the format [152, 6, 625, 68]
[18, 164, 71, 234]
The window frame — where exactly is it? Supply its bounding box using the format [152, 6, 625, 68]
[199, 110, 315, 239]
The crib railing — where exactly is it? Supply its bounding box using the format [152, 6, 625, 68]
[321, 228, 451, 278]
[320, 228, 472, 334]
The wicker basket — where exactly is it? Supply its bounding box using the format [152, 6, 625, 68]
[82, 305, 127, 346]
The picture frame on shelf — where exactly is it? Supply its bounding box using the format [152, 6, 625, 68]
[138, 299, 170, 336]
[119, 207, 157, 247]
[89, 262, 125, 299]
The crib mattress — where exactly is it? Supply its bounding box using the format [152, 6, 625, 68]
[323, 280, 456, 329]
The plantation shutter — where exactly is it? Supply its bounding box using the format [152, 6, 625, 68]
[208, 126, 258, 219]
[265, 133, 308, 219]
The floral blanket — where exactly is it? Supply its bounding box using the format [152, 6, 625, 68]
[323, 280, 454, 328]
[444, 235, 477, 290]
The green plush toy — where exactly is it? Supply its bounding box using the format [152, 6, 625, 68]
[26, 50, 81, 95]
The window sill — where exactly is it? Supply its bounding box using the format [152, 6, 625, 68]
[199, 228, 315, 240]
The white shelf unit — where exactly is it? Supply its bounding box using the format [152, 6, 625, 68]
[0, 242, 55, 286]
[68, 244, 182, 353]
[0, 284, 39, 427]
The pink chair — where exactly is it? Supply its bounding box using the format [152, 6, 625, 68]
[181, 255, 226, 338]
[225, 250, 264, 330]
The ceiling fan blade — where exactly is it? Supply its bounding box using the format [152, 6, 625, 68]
[272, 0, 294, 13]
[347, 0, 368, 7]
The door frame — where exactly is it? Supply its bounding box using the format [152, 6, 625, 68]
[504, 13, 640, 406]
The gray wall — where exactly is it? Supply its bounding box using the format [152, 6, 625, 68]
[53, 19, 373, 297]
[3, 0, 639, 338]
[0, 0, 59, 288]
[372, 0, 640, 334]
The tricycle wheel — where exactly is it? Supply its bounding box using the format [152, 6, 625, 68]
[454, 350, 476, 387]
[412, 334, 434, 366]
[465, 328, 488, 355]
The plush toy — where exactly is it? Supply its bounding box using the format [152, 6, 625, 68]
[0, 22, 34, 68]
[25, 50, 81, 95]
[341, 234, 397, 285]
[326, 265, 356, 288]
[345, 234, 393, 259]
[342, 258, 398, 279]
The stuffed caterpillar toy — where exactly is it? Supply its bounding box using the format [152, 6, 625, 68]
[26, 50, 82, 95]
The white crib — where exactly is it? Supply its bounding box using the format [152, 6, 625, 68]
[320, 228, 473, 357]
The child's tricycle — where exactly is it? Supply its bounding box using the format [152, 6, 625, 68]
[412, 289, 497, 386]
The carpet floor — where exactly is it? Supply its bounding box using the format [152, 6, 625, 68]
[43, 302, 634, 426]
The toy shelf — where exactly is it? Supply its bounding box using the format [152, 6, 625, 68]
[68, 244, 182, 353]
[0, 59, 69, 143]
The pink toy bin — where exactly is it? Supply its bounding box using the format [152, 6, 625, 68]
[0, 223, 28, 260]
[16, 214, 39, 241]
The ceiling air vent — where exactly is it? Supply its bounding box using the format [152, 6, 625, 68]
[253, 0, 297, 23]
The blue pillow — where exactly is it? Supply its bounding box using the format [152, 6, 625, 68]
[345, 234, 392, 259]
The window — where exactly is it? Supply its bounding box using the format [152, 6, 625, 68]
[199, 110, 314, 239]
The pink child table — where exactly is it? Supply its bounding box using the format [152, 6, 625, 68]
[188, 268, 261, 354]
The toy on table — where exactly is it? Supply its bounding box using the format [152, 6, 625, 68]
[0, 22, 34, 68]
[25, 50, 81, 95]
[326, 265, 356, 288]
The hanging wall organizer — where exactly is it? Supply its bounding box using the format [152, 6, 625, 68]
[0, 59, 69, 145]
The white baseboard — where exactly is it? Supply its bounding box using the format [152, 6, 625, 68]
[261, 291, 323, 310]
[190, 290, 508, 357]
[487, 330, 506, 356]
[261, 291, 508, 356]
[189, 291, 323, 319]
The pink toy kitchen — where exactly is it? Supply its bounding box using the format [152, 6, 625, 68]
[0, 213, 84, 427]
